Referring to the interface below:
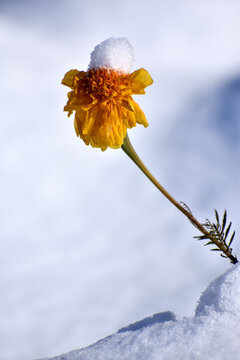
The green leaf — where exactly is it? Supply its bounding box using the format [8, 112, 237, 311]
[204, 241, 213, 246]
[214, 209, 219, 226]
[221, 210, 227, 233]
[227, 231, 235, 249]
[224, 222, 232, 241]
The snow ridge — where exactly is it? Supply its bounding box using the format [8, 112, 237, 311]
[42, 264, 240, 360]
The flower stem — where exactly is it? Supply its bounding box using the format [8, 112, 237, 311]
[121, 133, 238, 264]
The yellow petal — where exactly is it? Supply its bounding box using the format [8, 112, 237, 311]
[74, 118, 80, 136]
[64, 93, 95, 115]
[130, 68, 153, 93]
[95, 105, 124, 148]
[61, 69, 80, 88]
[121, 99, 134, 112]
[132, 100, 149, 127]
[120, 106, 136, 129]
[81, 99, 98, 111]
[82, 107, 98, 135]
[74, 109, 87, 136]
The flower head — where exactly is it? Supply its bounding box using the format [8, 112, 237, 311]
[62, 37, 153, 151]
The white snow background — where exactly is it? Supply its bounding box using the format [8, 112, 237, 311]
[1, 1, 240, 359]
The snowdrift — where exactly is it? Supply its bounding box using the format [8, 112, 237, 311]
[42, 264, 240, 360]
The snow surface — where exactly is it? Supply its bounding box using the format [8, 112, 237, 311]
[42, 264, 240, 360]
[88, 37, 134, 73]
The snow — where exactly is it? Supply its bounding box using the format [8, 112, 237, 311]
[195, 263, 240, 316]
[88, 37, 134, 73]
[42, 264, 240, 360]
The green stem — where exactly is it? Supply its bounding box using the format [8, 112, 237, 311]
[121, 133, 238, 264]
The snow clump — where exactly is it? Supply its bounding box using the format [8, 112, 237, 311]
[88, 37, 135, 74]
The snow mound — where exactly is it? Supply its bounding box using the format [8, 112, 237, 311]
[195, 263, 240, 316]
[88, 37, 134, 74]
[42, 264, 240, 360]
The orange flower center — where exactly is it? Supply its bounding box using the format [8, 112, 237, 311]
[78, 68, 130, 102]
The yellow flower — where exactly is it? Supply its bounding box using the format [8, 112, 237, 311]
[62, 44, 153, 151]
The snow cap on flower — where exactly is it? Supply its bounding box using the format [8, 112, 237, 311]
[88, 37, 135, 74]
